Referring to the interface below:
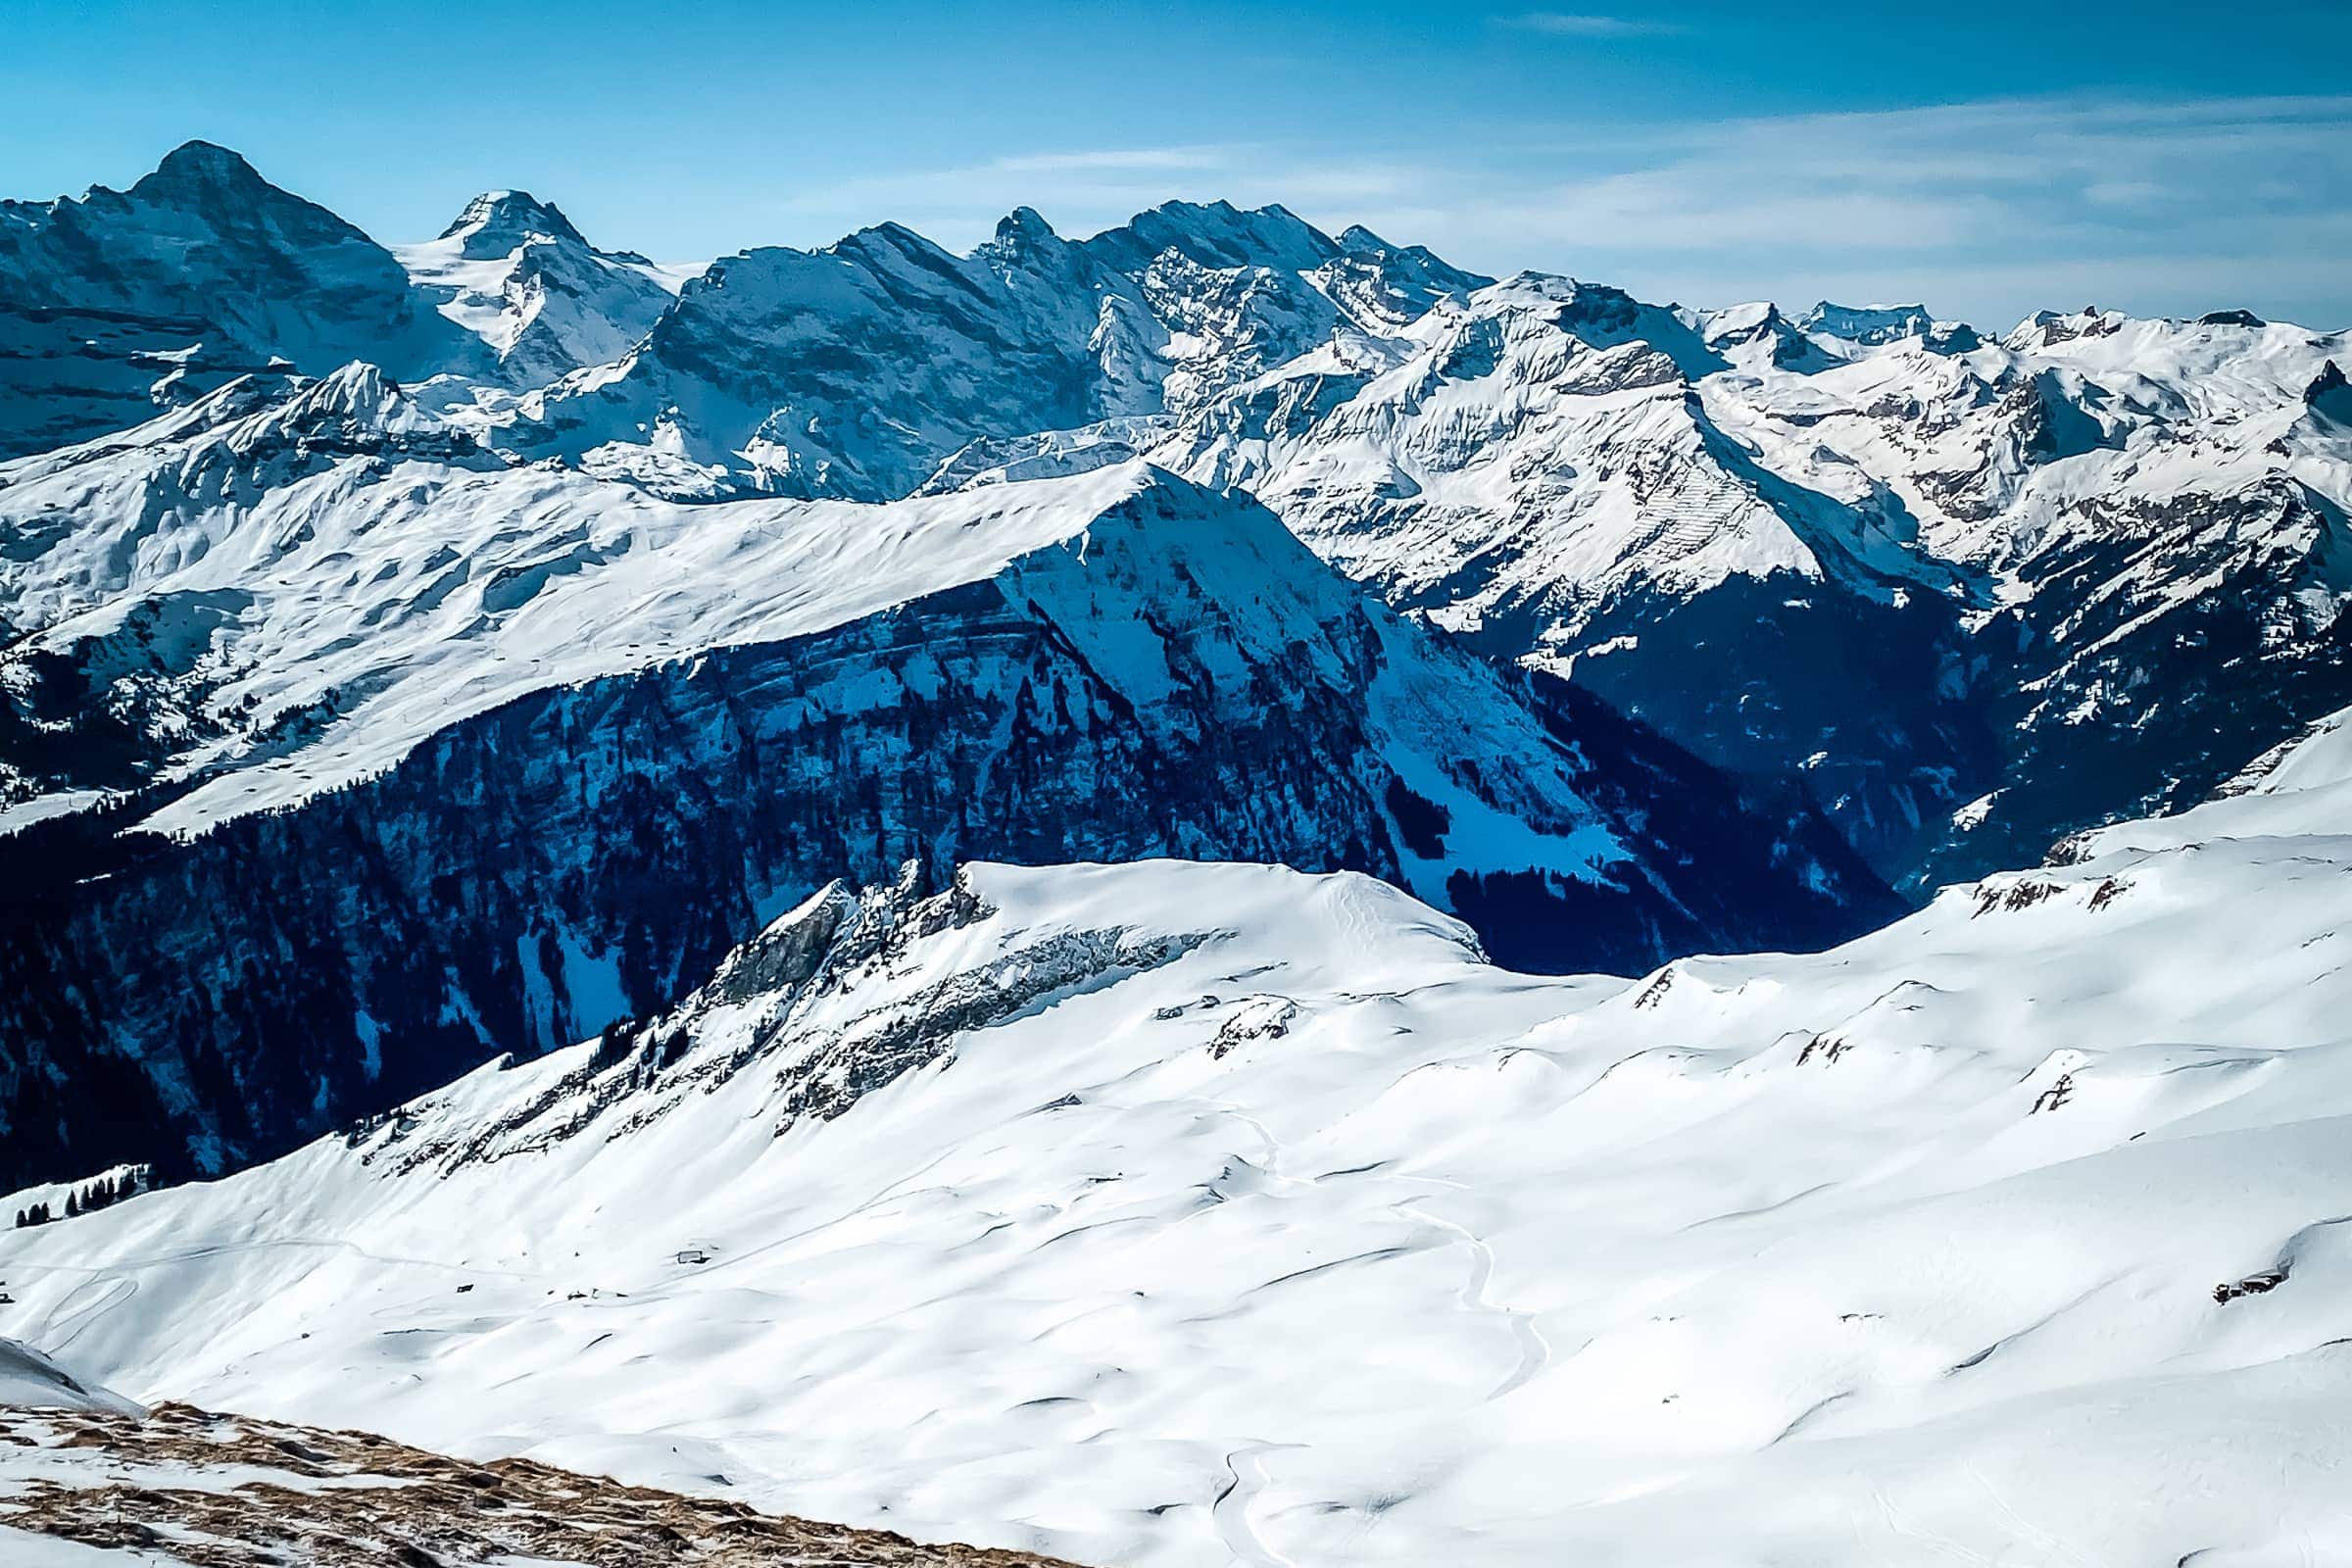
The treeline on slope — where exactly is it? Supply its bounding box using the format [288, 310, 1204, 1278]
[13, 1167, 150, 1229]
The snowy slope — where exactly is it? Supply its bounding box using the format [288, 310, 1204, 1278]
[0, 388, 1886, 1188]
[5, 700, 2350, 1566]
[0, 375, 1191, 828]
[0, 1341, 136, 1415]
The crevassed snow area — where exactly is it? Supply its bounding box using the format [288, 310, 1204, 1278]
[5, 708, 2350, 1566]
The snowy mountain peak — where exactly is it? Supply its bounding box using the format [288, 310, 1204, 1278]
[2006, 305, 2129, 349]
[993, 204, 1058, 243]
[127, 138, 271, 202]
[1700, 300, 1840, 371]
[397, 184, 683, 386]
[1794, 300, 1981, 354]
[1085, 197, 1342, 273]
[1799, 300, 1929, 339]
[0, 139, 482, 410]
[838, 218, 954, 258]
[255, 360, 436, 438]
[438, 188, 589, 257]
[2307, 359, 2352, 422]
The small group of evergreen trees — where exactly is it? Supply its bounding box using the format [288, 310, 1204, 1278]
[13, 1167, 147, 1228]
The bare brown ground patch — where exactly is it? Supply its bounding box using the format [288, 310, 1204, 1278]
[0, 1400, 1084, 1566]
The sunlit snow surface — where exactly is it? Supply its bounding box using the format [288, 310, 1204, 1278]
[5, 703, 2350, 1565]
[1150, 285, 2352, 640]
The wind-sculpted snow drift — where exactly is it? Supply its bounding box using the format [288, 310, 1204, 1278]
[5, 701, 2350, 1567]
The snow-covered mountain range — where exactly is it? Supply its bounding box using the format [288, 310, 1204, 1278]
[5, 143, 2341, 898]
[1, 140, 2345, 1567]
[0, 147, 1914, 1191]
[0, 137, 2335, 1171]
[0, 422, 1884, 1187]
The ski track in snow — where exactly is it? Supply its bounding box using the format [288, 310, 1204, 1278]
[1213, 1444, 1305, 1568]
[1391, 1194, 1552, 1401]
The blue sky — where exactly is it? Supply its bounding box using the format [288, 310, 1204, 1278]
[7, 0, 2348, 327]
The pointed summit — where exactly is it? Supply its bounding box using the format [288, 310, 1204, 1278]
[438, 190, 588, 258]
[993, 205, 1059, 245]
[975, 205, 1072, 273]
[130, 140, 269, 202]
[2305, 360, 2352, 424]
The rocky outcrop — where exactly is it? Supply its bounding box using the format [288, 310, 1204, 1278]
[0, 1399, 1082, 1566]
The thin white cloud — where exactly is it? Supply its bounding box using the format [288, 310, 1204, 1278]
[1322, 93, 2352, 325]
[741, 93, 2352, 329]
[989, 147, 1231, 174]
[1500, 13, 1685, 37]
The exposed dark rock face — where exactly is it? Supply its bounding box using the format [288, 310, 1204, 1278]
[1489, 575, 1999, 884]
[363, 861, 1216, 1176]
[1916, 479, 2352, 886]
[0, 304, 278, 460]
[2308, 360, 2352, 424]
